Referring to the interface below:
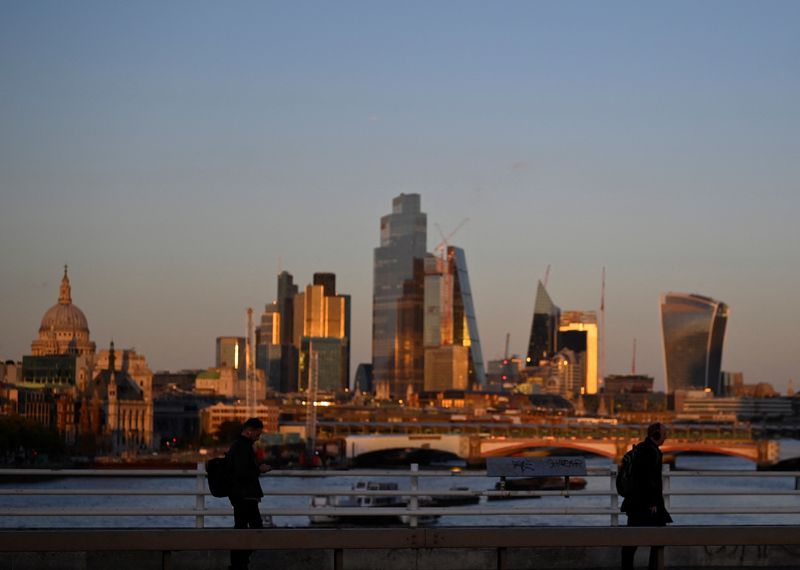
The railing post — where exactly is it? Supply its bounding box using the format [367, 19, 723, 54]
[662, 464, 670, 511]
[334, 548, 344, 570]
[653, 545, 665, 570]
[610, 467, 619, 526]
[497, 546, 507, 570]
[196, 461, 206, 529]
[162, 550, 172, 570]
[409, 463, 419, 528]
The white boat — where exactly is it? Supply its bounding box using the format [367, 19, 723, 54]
[310, 481, 438, 525]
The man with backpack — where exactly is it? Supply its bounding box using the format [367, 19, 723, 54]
[227, 417, 271, 570]
[620, 422, 672, 570]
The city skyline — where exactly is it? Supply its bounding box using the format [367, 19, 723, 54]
[1, 2, 799, 392]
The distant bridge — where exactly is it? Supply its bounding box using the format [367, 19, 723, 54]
[344, 434, 780, 467]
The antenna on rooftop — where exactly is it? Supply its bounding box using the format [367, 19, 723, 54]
[543, 264, 551, 288]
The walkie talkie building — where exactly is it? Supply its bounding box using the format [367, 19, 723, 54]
[660, 292, 729, 394]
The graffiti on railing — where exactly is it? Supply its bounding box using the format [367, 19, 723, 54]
[486, 457, 587, 477]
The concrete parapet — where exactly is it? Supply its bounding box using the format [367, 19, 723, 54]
[3, 546, 800, 569]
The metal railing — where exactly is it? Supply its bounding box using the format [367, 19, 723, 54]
[1, 463, 800, 529]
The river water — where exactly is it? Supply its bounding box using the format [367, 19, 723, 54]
[3, 440, 800, 529]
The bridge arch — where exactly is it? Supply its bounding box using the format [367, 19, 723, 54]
[660, 443, 759, 463]
[351, 447, 463, 468]
[481, 439, 618, 461]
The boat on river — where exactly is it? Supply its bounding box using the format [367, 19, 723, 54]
[425, 486, 481, 507]
[487, 476, 587, 501]
[310, 481, 439, 525]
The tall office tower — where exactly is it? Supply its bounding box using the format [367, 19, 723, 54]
[526, 281, 561, 365]
[450, 246, 486, 386]
[295, 275, 351, 392]
[277, 271, 298, 344]
[256, 302, 282, 393]
[215, 336, 247, 379]
[558, 311, 599, 395]
[422, 247, 486, 391]
[313, 273, 336, 297]
[276, 271, 299, 392]
[372, 194, 427, 399]
[660, 293, 729, 394]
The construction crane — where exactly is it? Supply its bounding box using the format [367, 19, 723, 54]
[305, 341, 319, 461]
[246, 308, 255, 416]
[433, 218, 469, 345]
[600, 267, 606, 388]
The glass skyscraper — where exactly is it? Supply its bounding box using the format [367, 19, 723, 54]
[660, 292, 729, 394]
[372, 194, 427, 399]
[422, 246, 486, 391]
[526, 281, 561, 365]
[450, 246, 486, 387]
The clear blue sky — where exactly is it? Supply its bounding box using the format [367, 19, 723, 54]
[1, 1, 798, 391]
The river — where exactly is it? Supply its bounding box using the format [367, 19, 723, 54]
[3, 440, 800, 529]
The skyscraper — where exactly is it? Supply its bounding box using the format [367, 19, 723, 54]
[295, 276, 351, 392]
[215, 336, 246, 379]
[372, 194, 427, 399]
[255, 302, 282, 393]
[276, 271, 299, 392]
[450, 246, 486, 386]
[422, 246, 486, 391]
[558, 311, 599, 395]
[526, 281, 561, 365]
[661, 293, 729, 394]
[313, 272, 336, 297]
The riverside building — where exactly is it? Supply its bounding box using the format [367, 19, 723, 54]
[15, 267, 154, 451]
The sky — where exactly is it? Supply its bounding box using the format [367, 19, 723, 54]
[1, 1, 798, 392]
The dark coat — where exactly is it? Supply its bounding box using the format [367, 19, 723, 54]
[620, 437, 672, 525]
[227, 435, 264, 500]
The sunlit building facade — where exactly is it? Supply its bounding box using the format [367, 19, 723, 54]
[660, 292, 729, 394]
[423, 247, 486, 391]
[295, 275, 351, 393]
[372, 194, 427, 399]
[558, 311, 599, 395]
[17, 268, 155, 451]
[215, 336, 246, 380]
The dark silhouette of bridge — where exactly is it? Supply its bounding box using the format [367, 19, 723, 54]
[345, 434, 780, 466]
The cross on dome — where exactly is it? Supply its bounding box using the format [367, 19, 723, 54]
[59, 264, 72, 305]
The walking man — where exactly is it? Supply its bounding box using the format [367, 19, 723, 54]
[621, 422, 672, 570]
[228, 417, 271, 570]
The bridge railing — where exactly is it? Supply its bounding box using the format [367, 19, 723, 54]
[1, 464, 800, 529]
[4, 526, 800, 570]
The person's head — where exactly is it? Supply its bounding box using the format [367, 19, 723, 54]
[241, 417, 264, 442]
[647, 422, 667, 446]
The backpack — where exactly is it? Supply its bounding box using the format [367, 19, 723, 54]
[615, 445, 637, 498]
[206, 455, 230, 498]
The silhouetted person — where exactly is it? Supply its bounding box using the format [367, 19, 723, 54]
[228, 417, 271, 570]
[621, 422, 672, 570]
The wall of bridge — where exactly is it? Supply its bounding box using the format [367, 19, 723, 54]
[345, 434, 468, 459]
[344, 435, 777, 465]
[5, 546, 800, 569]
